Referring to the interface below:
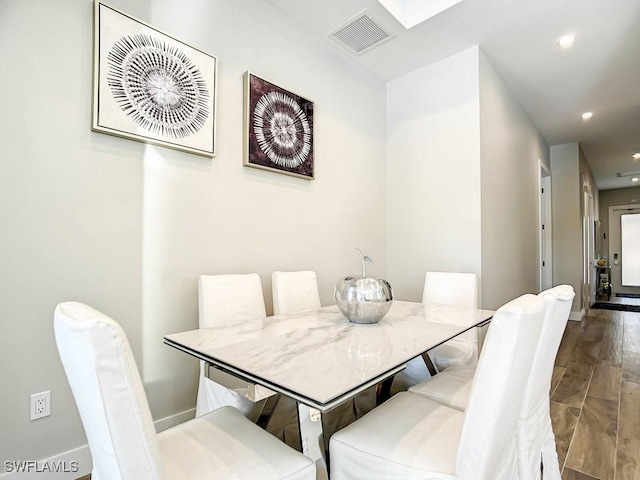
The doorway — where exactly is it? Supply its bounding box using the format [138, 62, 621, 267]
[592, 204, 640, 312]
[582, 185, 595, 308]
[539, 161, 552, 292]
[607, 204, 640, 306]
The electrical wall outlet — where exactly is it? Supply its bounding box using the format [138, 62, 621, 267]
[30, 391, 50, 420]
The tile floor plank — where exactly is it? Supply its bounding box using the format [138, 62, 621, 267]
[562, 467, 601, 479]
[598, 322, 623, 368]
[552, 362, 594, 408]
[619, 381, 640, 442]
[623, 314, 640, 354]
[551, 401, 581, 464]
[574, 340, 603, 365]
[616, 438, 640, 480]
[622, 351, 640, 384]
[583, 319, 606, 343]
[565, 396, 618, 480]
[553, 366, 567, 395]
[557, 323, 583, 367]
[588, 365, 621, 402]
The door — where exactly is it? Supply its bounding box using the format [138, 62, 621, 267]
[621, 213, 640, 286]
[608, 205, 640, 297]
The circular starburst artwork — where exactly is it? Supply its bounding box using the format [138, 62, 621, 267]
[106, 34, 209, 139]
[253, 92, 312, 169]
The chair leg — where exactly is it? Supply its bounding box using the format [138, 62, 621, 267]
[421, 352, 438, 376]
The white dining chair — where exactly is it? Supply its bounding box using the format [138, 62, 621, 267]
[330, 293, 545, 480]
[54, 302, 316, 480]
[521, 285, 574, 480]
[423, 271, 480, 372]
[196, 274, 275, 420]
[270, 270, 327, 477]
[408, 285, 574, 480]
[272, 270, 321, 316]
[270, 270, 323, 434]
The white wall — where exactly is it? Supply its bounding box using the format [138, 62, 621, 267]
[479, 51, 550, 309]
[550, 143, 599, 313]
[551, 143, 583, 314]
[386, 46, 549, 308]
[141, 0, 387, 420]
[0, 0, 146, 467]
[386, 47, 482, 301]
[0, 0, 386, 469]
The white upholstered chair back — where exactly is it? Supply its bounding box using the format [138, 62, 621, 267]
[54, 302, 163, 480]
[456, 294, 545, 479]
[199, 274, 267, 328]
[518, 285, 574, 480]
[196, 274, 268, 418]
[422, 272, 479, 308]
[422, 272, 480, 370]
[523, 285, 574, 412]
[272, 271, 321, 316]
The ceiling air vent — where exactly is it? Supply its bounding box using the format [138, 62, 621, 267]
[328, 10, 394, 55]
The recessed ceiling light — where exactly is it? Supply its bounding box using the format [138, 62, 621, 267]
[581, 111, 593, 121]
[633, 152, 640, 160]
[557, 34, 576, 48]
[632, 177, 639, 183]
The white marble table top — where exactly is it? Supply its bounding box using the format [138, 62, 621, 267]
[164, 301, 493, 412]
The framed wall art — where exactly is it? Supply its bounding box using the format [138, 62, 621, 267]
[93, 2, 217, 157]
[244, 72, 314, 179]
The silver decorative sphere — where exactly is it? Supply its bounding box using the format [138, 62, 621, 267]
[335, 276, 393, 324]
[335, 248, 393, 324]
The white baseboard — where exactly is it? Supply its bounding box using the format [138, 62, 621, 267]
[568, 308, 585, 321]
[154, 407, 196, 433]
[0, 408, 196, 479]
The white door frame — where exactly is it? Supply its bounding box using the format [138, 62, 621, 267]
[608, 204, 640, 297]
[538, 160, 553, 292]
[582, 182, 595, 306]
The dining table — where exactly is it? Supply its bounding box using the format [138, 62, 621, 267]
[165, 300, 493, 469]
[164, 300, 493, 413]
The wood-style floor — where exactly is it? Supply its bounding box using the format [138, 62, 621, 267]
[551, 308, 640, 480]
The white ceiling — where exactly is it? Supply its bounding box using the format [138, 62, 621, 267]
[268, 0, 640, 190]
